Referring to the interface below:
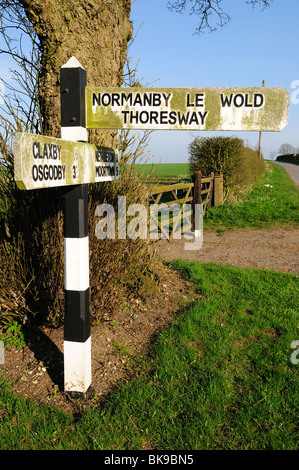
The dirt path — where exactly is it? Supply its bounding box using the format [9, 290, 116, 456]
[157, 226, 299, 275]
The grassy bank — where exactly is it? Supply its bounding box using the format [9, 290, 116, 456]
[204, 162, 299, 228]
[1, 261, 298, 450]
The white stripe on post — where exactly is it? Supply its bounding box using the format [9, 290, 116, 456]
[64, 237, 89, 291]
[64, 337, 91, 394]
[61, 126, 88, 142]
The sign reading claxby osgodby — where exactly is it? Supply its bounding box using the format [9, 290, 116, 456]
[14, 132, 119, 190]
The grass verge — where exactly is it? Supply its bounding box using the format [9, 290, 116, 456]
[0, 261, 298, 450]
[204, 162, 299, 228]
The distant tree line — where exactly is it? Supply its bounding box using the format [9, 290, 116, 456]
[275, 143, 299, 163]
[277, 144, 299, 155]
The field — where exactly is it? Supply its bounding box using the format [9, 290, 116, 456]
[134, 162, 189, 176]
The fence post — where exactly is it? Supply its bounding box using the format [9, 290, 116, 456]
[207, 172, 214, 207]
[192, 170, 201, 231]
[193, 170, 202, 203]
[213, 174, 224, 205]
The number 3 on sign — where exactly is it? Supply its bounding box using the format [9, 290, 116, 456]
[72, 165, 78, 179]
[73, 147, 79, 179]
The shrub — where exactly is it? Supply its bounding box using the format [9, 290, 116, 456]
[188, 136, 265, 199]
[0, 129, 160, 328]
[88, 162, 160, 325]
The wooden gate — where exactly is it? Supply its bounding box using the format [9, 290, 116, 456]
[142, 171, 220, 241]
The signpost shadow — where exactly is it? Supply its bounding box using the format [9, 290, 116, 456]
[24, 328, 64, 391]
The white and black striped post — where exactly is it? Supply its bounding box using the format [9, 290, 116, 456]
[60, 57, 91, 397]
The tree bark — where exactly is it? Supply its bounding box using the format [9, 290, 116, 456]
[19, 0, 133, 139]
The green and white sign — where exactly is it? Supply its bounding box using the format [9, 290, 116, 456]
[14, 132, 119, 190]
[86, 86, 289, 132]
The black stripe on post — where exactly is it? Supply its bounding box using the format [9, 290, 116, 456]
[64, 290, 90, 343]
[60, 56, 88, 142]
[60, 59, 86, 128]
[63, 184, 88, 238]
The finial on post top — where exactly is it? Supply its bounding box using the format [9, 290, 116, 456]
[61, 56, 85, 69]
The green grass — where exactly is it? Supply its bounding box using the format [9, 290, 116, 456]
[204, 162, 299, 228]
[134, 162, 189, 176]
[1, 261, 298, 450]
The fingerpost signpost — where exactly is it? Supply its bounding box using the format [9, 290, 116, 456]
[13, 56, 289, 397]
[14, 57, 119, 397]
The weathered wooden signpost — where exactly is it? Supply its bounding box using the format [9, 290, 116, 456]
[13, 56, 289, 397]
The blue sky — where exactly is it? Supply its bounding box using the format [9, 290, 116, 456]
[129, 0, 299, 163]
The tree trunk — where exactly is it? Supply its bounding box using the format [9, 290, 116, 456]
[19, 0, 132, 139]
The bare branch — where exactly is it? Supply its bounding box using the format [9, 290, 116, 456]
[167, 0, 229, 33]
[246, 0, 273, 9]
[0, 2, 42, 136]
[167, 0, 273, 34]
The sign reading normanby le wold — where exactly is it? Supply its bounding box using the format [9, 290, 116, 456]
[86, 87, 289, 132]
[14, 132, 119, 190]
